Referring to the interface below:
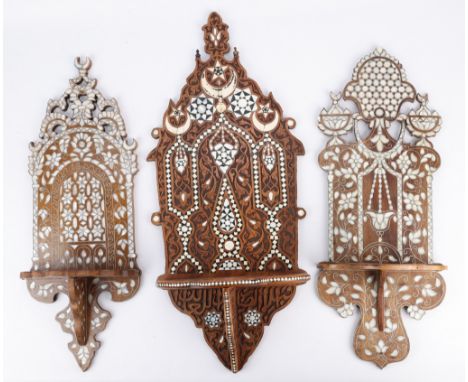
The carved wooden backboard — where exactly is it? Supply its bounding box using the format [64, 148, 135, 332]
[148, 13, 310, 372]
[20, 58, 141, 371]
[316, 48, 446, 368]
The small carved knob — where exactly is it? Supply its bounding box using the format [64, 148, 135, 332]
[285, 118, 296, 130]
[297, 208, 306, 219]
[151, 128, 161, 139]
[151, 212, 162, 226]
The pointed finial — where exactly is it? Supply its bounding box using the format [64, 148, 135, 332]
[417, 93, 429, 105]
[202, 12, 230, 58]
[330, 92, 342, 104]
[373, 47, 386, 56]
[74, 56, 91, 77]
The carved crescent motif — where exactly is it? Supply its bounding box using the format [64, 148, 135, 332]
[201, 68, 237, 99]
[152, 13, 310, 373]
[164, 113, 191, 136]
[252, 110, 280, 133]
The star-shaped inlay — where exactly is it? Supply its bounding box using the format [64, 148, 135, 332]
[258, 102, 274, 118]
[208, 60, 228, 81]
[170, 107, 184, 123]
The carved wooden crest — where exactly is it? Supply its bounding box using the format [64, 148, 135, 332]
[20, 57, 140, 371]
[148, 13, 310, 372]
[316, 48, 446, 368]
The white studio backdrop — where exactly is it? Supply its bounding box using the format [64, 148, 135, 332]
[4, 0, 465, 381]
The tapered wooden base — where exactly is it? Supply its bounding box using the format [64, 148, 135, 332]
[21, 270, 140, 370]
[159, 270, 309, 372]
[317, 263, 446, 368]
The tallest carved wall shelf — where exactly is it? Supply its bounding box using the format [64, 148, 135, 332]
[148, 12, 309, 372]
[316, 48, 446, 368]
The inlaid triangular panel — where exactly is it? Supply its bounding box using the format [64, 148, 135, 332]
[148, 13, 309, 372]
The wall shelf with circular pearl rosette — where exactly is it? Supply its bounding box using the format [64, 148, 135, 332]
[316, 48, 446, 368]
[20, 57, 141, 371]
[147, 12, 310, 373]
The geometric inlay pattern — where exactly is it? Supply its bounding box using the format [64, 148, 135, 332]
[148, 13, 309, 372]
[60, 171, 106, 244]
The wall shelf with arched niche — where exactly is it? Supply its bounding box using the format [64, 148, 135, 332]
[316, 48, 446, 368]
[147, 12, 310, 372]
[20, 57, 140, 371]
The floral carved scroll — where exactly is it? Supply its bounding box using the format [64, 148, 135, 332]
[20, 58, 140, 371]
[148, 13, 309, 372]
[316, 48, 446, 368]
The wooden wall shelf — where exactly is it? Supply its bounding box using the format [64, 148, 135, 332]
[148, 12, 309, 372]
[316, 48, 446, 368]
[20, 57, 140, 371]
